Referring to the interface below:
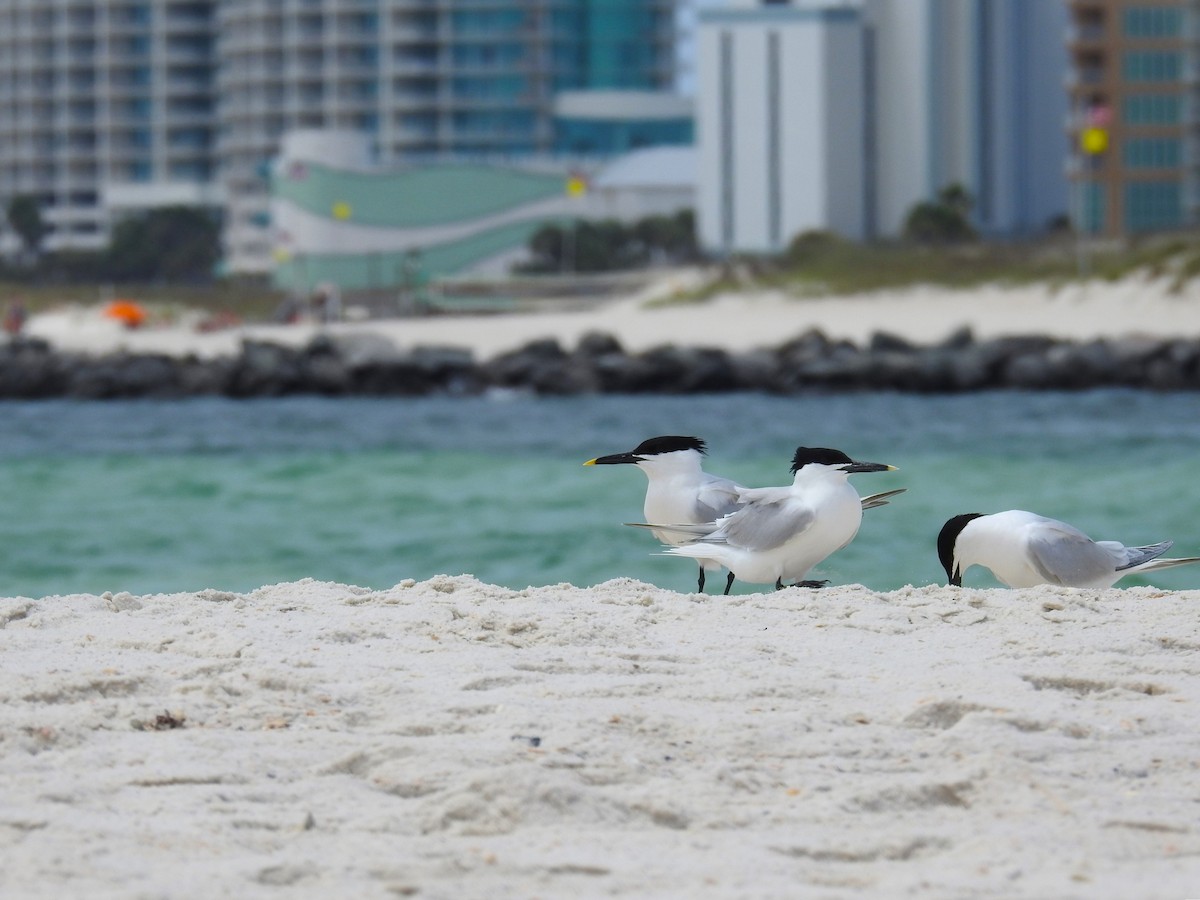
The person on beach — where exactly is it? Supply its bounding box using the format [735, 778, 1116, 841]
[3, 297, 27, 335]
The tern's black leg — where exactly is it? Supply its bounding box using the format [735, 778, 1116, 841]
[774, 577, 784, 591]
[723, 572, 735, 595]
[697, 566, 705, 593]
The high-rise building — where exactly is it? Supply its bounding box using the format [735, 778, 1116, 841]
[219, 1, 676, 272]
[0, 0, 218, 256]
[1065, 0, 1194, 236]
[695, 0, 1071, 255]
[0, 0, 678, 273]
[695, 3, 866, 253]
[868, 0, 1070, 239]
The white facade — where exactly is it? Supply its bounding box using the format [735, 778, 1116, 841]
[696, 4, 864, 254]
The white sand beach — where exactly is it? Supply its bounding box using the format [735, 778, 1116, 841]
[3, 577, 1200, 898]
[19, 270, 1200, 361]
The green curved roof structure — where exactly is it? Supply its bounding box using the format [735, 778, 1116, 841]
[270, 158, 589, 291]
[273, 162, 567, 228]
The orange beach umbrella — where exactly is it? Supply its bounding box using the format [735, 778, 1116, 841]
[104, 300, 147, 328]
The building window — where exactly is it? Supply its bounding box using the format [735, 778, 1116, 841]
[1123, 7, 1182, 38]
[1125, 180, 1182, 232]
[1122, 51, 1181, 82]
[1123, 137, 1181, 168]
[169, 161, 211, 181]
[1123, 93, 1181, 124]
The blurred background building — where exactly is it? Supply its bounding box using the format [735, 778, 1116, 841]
[695, 2, 866, 253]
[868, 0, 1070, 241]
[269, 131, 695, 290]
[0, 0, 678, 275]
[0, 0, 1192, 287]
[0, 1, 219, 256]
[1065, 0, 1193, 237]
[217, 0, 677, 273]
[696, 0, 1071, 253]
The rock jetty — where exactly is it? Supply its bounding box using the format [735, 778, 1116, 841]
[3, 327, 1200, 399]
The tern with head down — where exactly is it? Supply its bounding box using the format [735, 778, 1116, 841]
[938, 510, 1200, 589]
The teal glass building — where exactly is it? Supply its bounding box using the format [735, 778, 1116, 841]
[364, 0, 678, 158]
[215, 0, 678, 272]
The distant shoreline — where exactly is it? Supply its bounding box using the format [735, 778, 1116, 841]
[6, 273, 1200, 398]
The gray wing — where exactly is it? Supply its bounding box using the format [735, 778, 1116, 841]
[694, 472, 745, 521]
[861, 488, 907, 510]
[625, 521, 717, 537]
[714, 496, 815, 552]
[730, 484, 791, 505]
[1104, 540, 1173, 571]
[1026, 522, 1120, 585]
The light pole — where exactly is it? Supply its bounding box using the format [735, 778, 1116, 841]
[1076, 101, 1110, 279]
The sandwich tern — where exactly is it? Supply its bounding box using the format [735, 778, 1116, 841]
[938, 509, 1200, 588]
[584, 435, 744, 592]
[647, 447, 897, 593]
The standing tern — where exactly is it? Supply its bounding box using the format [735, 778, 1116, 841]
[938, 509, 1200, 588]
[649, 447, 898, 593]
[584, 435, 744, 593]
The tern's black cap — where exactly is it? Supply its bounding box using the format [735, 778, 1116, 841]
[938, 513, 984, 586]
[789, 447, 894, 475]
[790, 448, 853, 473]
[585, 435, 706, 466]
[628, 436, 706, 456]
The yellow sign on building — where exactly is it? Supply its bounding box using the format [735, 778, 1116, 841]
[1080, 127, 1108, 155]
[566, 174, 588, 198]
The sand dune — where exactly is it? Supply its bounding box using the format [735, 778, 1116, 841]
[4, 577, 1199, 897]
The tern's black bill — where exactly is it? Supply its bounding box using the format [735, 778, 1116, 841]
[584, 452, 639, 466]
[842, 461, 894, 474]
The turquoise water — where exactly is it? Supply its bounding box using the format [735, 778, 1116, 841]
[3, 391, 1200, 597]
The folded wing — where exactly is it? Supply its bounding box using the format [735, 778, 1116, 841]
[715, 498, 816, 552]
[1026, 521, 1125, 586]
